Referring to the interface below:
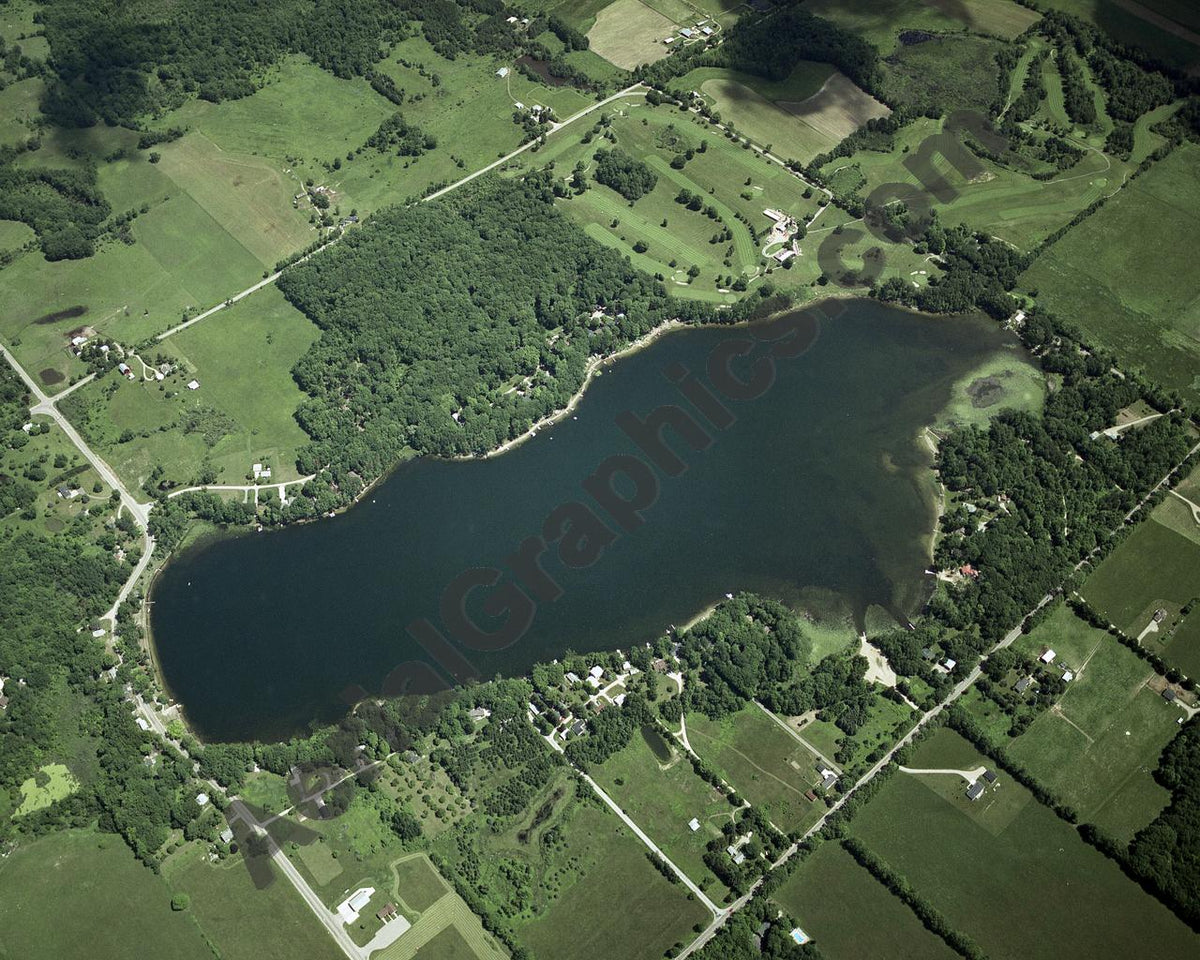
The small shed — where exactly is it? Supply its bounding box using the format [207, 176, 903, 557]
[688, 817, 701, 832]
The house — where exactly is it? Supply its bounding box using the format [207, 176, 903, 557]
[1014, 676, 1033, 694]
[982, 769, 998, 784]
[726, 844, 745, 864]
[70, 335, 88, 349]
[91, 627, 107, 638]
[57, 485, 78, 499]
[804, 789, 818, 802]
[960, 563, 979, 578]
[942, 658, 957, 671]
[220, 827, 235, 844]
[652, 658, 669, 672]
[135, 716, 150, 731]
[513, 101, 525, 111]
[820, 772, 838, 792]
[496, 67, 510, 78]
[1154, 608, 1168, 623]
[613, 692, 626, 707]
[565, 671, 581, 685]
[1040, 649, 1056, 664]
[688, 817, 701, 832]
[506, 15, 517, 22]
[966, 781, 985, 801]
[570, 719, 587, 737]
[586, 675, 600, 689]
[528, 702, 541, 716]
[377, 903, 398, 922]
[468, 706, 491, 721]
[1163, 688, 1178, 702]
[187, 379, 200, 390]
[196, 792, 210, 806]
[589, 665, 604, 681]
[922, 647, 936, 661]
[1061, 669, 1074, 682]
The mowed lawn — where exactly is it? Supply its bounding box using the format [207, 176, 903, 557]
[1007, 607, 1177, 840]
[848, 764, 1199, 959]
[1021, 143, 1200, 404]
[0, 830, 214, 960]
[591, 729, 739, 901]
[517, 807, 709, 960]
[772, 841, 958, 960]
[686, 706, 827, 833]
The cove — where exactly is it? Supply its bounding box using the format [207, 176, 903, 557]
[151, 300, 1022, 742]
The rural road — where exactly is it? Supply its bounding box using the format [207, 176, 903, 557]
[228, 799, 364, 960]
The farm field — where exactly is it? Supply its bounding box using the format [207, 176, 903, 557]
[685, 706, 828, 833]
[771, 840, 959, 960]
[805, 0, 1040, 51]
[1021, 143, 1200, 404]
[58, 285, 319, 490]
[850, 744, 1200, 958]
[590, 727, 739, 901]
[673, 63, 888, 163]
[820, 115, 1127, 253]
[0, 829, 217, 960]
[0, 120, 316, 387]
[587, 0, 677, 70]
[1081, 513, 1200, 638]
[1006, 607, 1178, 840]
[164, 846, 344, 960]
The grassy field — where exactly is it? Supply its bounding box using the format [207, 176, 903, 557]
[822, 115, 1127, 254]
[0, 77, 44, 147]
[165, 845, 344, 960]
[805, 0, 1039, 52]
[771, 841, 958, 960]
[1082, 514, 1200, 637]
[799, 694, 913, 770]
[0, 829, 216, 960]
[850, 748, 1199, 958]
[587, 0, 677, 70]
[591, 728, 739, 900]
[1021, 143, 1200, 404]
[1005, 606, 1177, 840]
[685, 706, 828, 833]
[392, 853, 449, 913]
[516, 804, 709, 960]
[59, 284, 318, 490]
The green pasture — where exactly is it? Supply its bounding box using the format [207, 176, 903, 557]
[1008, 608, 1176, 840]
[0, 829, 215, 960]
[850, 758, 1199, 959]
[686, 706, 828, 833]
[13, 763, 79, 817]
[772, 840, 958, 960]
[0, 77, 44, 147]
[165, 846, 344, 960]
[1022, 143, 1200, 402]
[591, 729, 738, 900]
[935, 346, 1045, 431]
[516, 804, 709, 960]
[1081, 515, 1200, 636]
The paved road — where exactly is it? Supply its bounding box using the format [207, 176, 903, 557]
[2, 343, 153, 529]
[228, 799, 363, 960]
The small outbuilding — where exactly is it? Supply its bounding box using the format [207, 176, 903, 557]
[688, 817, 701, 832]
[1040, 649, 1057, 664]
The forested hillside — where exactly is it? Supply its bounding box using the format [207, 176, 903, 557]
[276, 172, 726, 506]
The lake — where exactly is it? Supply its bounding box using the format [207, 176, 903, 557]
[151, 299, 1022, 742]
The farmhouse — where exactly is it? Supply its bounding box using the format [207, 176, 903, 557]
[966, 781, 985, 801]
[468, 706, 491, 721]
[819, 770, 838, 791]
[565, 671, 581, 685]
[376, 903, 398, 922]
[1014, 676, 1033, 694]
[219, 827, 234, 844]
[1163, 688, 1177, 703]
